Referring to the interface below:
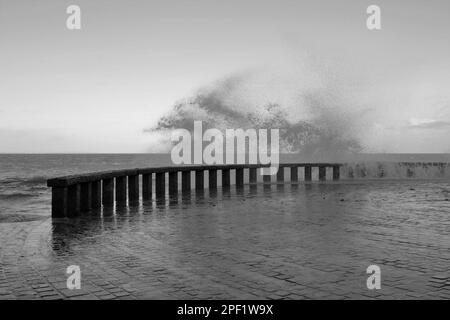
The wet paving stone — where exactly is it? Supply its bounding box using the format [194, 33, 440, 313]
[0, 181, 449, 299]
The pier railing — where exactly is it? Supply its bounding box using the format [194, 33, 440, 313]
[47, 163, 342, 218]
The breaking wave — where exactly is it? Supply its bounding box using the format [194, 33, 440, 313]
[147, 65, 373, 158]
[342, 162, 450, 179]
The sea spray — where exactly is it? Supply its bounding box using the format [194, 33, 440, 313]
[170, 120, 280, 174]
[342, 162, 450, 179]
[147, 66, 369, 158]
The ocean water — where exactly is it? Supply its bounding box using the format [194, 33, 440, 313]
[0, 154, 169, 221]
[1, 153, 450, 222]
[1, 154, 449, 300]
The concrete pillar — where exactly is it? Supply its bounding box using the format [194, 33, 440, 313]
[355, 164, 366, 178]
[333, 165, 340, 180]
[347, 165, 354, 179]
[80, 182, 92, 212]
[439, 163, 446, 176]
[128, 175, 139, 203]
[102, 178, 114, 207]
[169, 171, 178, 194]
[155, 172, 165, 197]
[142, 173, 152, 200]
[195, 170, 204, 190]
[304, 166, 312, 181]
[249, 168, 257, 183]
[407, 165, 414, 178]
[51, 187, 67, 218]
[319, 166, 326, 181]
[263, 172, 271, 183]
[235, 168, 244, 187]
[377, 164, 385, 178]
[67, 184, 81, 217]
[182, 171, 191, 192]
[290, 167, 298, 182]
[222, 169, 230, 187]
[263, 172, 271, 190]
[91, 181, 102, 209]
[115, 176, 127, 204]
[209, 169, 217, 189]
[277, 167, 284, 182]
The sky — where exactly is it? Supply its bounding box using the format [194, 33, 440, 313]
[0, 0, 449, 153]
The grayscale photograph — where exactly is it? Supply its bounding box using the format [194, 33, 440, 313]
[0, 0, 449, 308]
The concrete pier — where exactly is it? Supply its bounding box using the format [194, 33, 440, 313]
[49, 162, 450, 218]
[47, 163, 354, 218]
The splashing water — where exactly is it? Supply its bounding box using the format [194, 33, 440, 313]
[147, 62, 373, 158]
[342, 162, 450, 179]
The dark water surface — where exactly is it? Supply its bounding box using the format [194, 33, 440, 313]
[0, 180, 449, 299]
[0, 154, 168, 220]
[1, 153, 450, 220]
[0, 154, 449, 299]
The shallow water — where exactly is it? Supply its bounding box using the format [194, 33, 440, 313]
[1, 153, 450, 220]
[51, 180, 450, 241]
[0, 154, 168, 219]
[1, 180, 448, 299]
[1, 153, 449, 299]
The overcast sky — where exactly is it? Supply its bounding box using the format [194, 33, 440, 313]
[1, 0, 449, 153]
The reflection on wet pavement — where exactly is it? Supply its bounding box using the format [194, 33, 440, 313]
[1, 181, 449, 299]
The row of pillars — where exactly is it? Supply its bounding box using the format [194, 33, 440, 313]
[346, 163, 447, 179]
[51, 165, 340, 218]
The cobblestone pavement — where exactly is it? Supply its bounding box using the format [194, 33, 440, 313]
[1, 180, 449, 300]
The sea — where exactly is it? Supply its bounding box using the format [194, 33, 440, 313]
[0, 153, 449, 300]
[1, 153, 450, 222]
